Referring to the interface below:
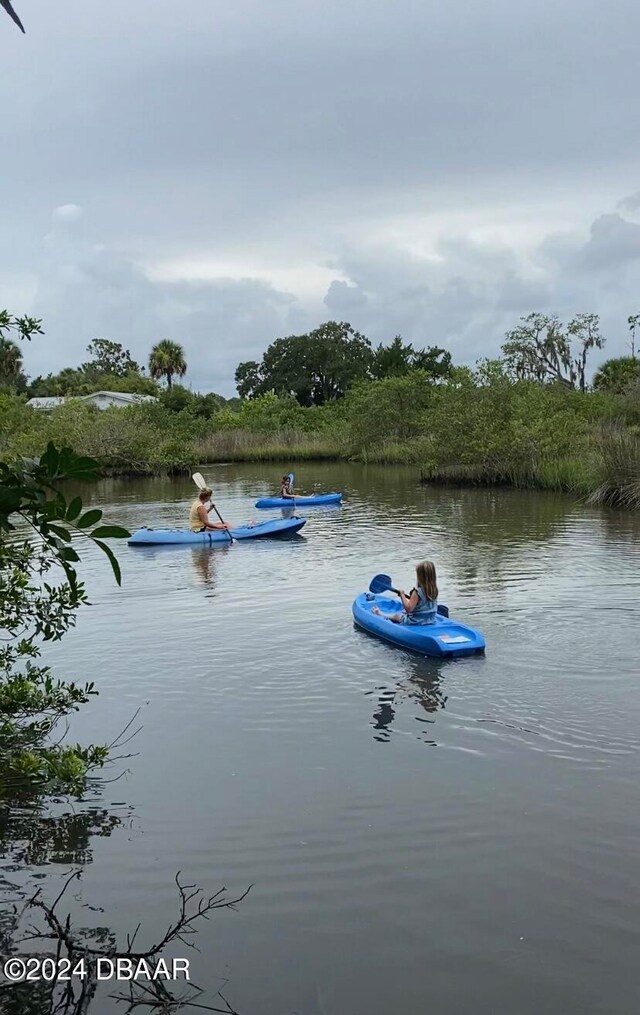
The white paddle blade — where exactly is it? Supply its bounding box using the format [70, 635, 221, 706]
[192, 472, 207, 490]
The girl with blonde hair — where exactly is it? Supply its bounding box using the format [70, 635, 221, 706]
[372, 560, 438, 625]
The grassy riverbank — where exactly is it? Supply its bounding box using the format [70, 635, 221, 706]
[2, 370, 639, 506]
[193, 429, 341, 462]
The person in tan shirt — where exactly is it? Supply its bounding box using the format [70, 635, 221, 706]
[188, 489, 233, 533]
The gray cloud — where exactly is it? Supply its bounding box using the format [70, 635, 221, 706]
[3, 0, 639, 254]
[324, 281, 369, 316]
[320, 211, 640, 367]
[2, 0, 640, 391]
[13, 197, 640, 395]
[617, 192, 640, 214]
[20, 208, 306, 394]
[582, 214, 640, 268]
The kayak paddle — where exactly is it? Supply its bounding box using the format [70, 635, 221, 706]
[192, 472, 234, 543]
[369, 573, 400, 595]
[368, 573, 449, 618]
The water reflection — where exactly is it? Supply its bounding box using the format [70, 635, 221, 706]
[0, 791, 131, 872]
[1, 803, 128, 869]
[190, 545, 230, 587]
[367, 655, 447, 745]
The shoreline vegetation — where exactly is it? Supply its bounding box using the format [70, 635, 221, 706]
[1, 313, 639, 508]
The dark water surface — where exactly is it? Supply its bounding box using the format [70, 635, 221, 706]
[10, 463, 640, 1014]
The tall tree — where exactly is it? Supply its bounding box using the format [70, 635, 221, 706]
[501, 312, 605, 392]
[83, 339, 140, 377]
[410, 346, 452, 379]
[235, 321, 373, 405]
[373, 335, 415, 378]
[373, 335, 453, 381]
[235, 360, 262, 400]
[148, 339, 187, 389]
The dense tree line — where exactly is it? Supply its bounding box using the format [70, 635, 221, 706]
[235, 313, 640, 405]
[235, 321, 453, 405]
[3, 310, 639, 411]
[1, 308, 639, 508]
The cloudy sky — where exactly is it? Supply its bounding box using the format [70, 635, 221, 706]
[2, 0, 640, 395]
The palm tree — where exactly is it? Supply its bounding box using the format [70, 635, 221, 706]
[593, 356, 640, 395]
[148, 340, 187, 390]
[0, 337, 24, 388]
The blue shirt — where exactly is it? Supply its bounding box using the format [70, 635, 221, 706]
[406, 586, 437, 625]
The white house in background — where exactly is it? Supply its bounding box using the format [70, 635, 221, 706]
[26, 396, 66, 410]
[27, 391, 158, 411]
[80, 391, 158, 410]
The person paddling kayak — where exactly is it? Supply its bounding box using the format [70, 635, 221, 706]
[279, 474, 295, 499]
[372, 560, 438, 625]
[189, 489, 233, 532]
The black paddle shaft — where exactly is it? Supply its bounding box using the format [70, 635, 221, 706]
[210, 502, 233, 543]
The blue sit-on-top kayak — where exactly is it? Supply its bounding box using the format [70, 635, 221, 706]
[255, 492, 342, 509]
[128, 517, 306, 546]
[352, 592, 485, 658]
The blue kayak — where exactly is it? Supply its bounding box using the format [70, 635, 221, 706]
[255, 492, 342, 509]
[352, 592, 485, 658]
[129, 517, 306, 545]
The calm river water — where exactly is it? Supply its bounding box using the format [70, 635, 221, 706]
[6, 462, 640, 1014]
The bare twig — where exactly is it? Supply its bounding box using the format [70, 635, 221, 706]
[6, 869, 251, 1014]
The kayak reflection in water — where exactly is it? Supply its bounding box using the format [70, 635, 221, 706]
[279, 474, 295, 499]
[188, 488, 234, 533]
[372, 560, 438, 626]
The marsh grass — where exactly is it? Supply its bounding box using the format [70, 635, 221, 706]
[587, 424, 640, 508]
[420, 454, 600, 495]
[194, 429, 341, 462]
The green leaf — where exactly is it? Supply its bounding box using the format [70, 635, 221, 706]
[47, 523, 73, 542]
[94, 540, 122, 586]
[39, 442, 60, 478]
[57, 446, 76, 472]
[66, 496, 83, 521]
[77, 509, 103, 529]
[0, 487, 21, 515]
[90, 525, 131, 539]
[60, 546, 80, 563]
[65, 453, 100, 480]
[44, 493, 67, 520]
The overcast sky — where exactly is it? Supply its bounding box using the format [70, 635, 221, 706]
[2, 0, 640, 395]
